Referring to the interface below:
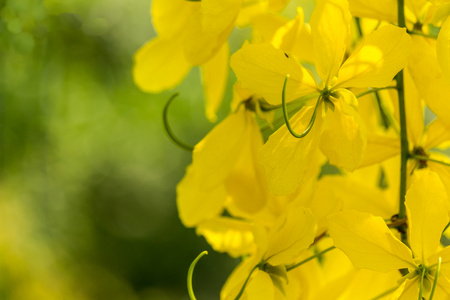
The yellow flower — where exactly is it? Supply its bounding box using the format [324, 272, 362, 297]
[176, 103, 266, 228]
[231, 0, 411, 195]
[329, 169, 450, 299]
[221, 208, 316, 300]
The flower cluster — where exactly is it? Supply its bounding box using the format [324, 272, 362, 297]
[134, 0, 450, 299]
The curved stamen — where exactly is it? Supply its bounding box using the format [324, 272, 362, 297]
[187, 251, 208, 300]
[163, 93, 195, 152]
[282, 75, 321, 139]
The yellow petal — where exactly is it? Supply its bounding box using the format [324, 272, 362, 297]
[347, 0, 398, 23]
[431, 2, 450, 26]
[406, 169, 450, 261]
[428, 154, 450, 205]
[176, 164, 226, 227]
[271, 8, 304, 55]
[336, 25, 412, 88]
[309, 181, 343, 236]
[236, 1, 269, 28]
[259, 105, 324, 195]
[221, 255, 261, 300]
[407, 36, 450, 127]
[250, 13, 287, 44]
[201, 43, 230, 122]
[246, 271, 275, 300]
[230, 43, 317, 105]
[264, 207, 316, 266]
[310, 0, 351, 84]
[433, 276, 450, 299]
[225, 112, 268, 214]
[396, 278, 420, 300]
[428, 246, 450, 281]
[193, 109, 248, 187]
[329, 210, 415, 272]
[422, 118, 450, 149]
[183, 0, 241, 65]
[268, 0, 289, 12]
[151, 0, 199, 37]
[360, 134, 399, 167]
[319, 91, 367, 171]
[133, 37, 191, 93]
[404, 71, 424, 146]
[437, 16, 450, 85]
[196, 217, 256, 258]
[271, 9, 315, 64]
[320, 175, 396, 219]
[177, 109, 249, 227]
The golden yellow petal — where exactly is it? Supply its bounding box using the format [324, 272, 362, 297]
[259, 105, 324, 195]
[201, 43, 230, 122]
[329, 210, 415, 272]
[231, 43, 317, 105]
[406, 169, 449, 261]
[133, 37, 191, 93]
[336, 25, 411, 88]
[310, 0, 351, 84]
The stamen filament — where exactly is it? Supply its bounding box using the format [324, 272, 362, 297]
[163, 93, 195, 152]
[282, 75, 321, 139]
[187, 251, 208, 300]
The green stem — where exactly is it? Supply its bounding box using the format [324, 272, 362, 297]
[355, 86, 397, 98]
[187, 251, 208, 300]
[410, 155, 450, 167]
[286, 246, 335, 272]
[396, 0, 408, 246]
[282, 75, 321, 139]
[234, 264, 260, 300]
[163, 93, 195, 152]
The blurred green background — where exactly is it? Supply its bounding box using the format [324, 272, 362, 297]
[0, 0, 240, 299]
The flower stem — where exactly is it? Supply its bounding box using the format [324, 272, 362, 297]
[396, 0, 409, 245]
